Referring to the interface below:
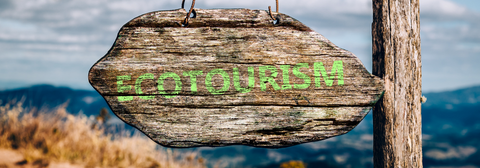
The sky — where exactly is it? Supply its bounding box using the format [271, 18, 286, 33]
[0, 0, 479, 92]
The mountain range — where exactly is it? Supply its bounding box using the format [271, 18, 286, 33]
[1, 84, 479, 168]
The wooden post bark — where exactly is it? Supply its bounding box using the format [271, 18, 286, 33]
[372, 0, 422, 167]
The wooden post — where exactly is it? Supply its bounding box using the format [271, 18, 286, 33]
[372, 0, 422, 167]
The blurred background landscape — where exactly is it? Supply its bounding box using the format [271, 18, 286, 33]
[1, 0, 479, 167]
[1, 84, 480, 167]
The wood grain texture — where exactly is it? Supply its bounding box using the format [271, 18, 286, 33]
[89, 8, 384, 147]
[372, 0, 422, 167]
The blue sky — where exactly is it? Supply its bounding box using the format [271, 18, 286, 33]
[0, 0, 479, 92]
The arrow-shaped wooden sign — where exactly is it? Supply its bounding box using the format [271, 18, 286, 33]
[89, 8, 384, 148]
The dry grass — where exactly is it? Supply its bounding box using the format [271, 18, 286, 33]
[0, 103, 206, 168]
[279, 161, 306, 168]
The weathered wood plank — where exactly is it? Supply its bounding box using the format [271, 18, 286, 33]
[372, 0, 422, 167]
[89, 8, 384, 147]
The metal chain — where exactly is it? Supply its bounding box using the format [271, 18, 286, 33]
[269, 0, 279, 20]
[182, 0, 278, 24]
[182, 0, 196, 25]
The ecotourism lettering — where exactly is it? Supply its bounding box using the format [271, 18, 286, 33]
[116, 61, 344, 101]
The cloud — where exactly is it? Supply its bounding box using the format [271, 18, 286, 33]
[201, 0, 371, 15]
[425, 144, 477, 160]
[333, 153, 350, 164]
[214, 155, 246, 167]
[0, 0, 12, 11]
[267, 150, 290, 162]
[419, 0, 480, 91]
[421, 0, 472, 21]
[0, 0, 374, 90]
[0, 0, 175, 89]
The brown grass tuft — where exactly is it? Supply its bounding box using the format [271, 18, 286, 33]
[0, 103, 205, 168]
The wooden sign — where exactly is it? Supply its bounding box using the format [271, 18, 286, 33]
[89, 8, 384, 148]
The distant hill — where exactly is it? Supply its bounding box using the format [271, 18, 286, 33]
[423, 86, 480, 129]
[424, 85, 480, 109]
[0, 84, 109, 117]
